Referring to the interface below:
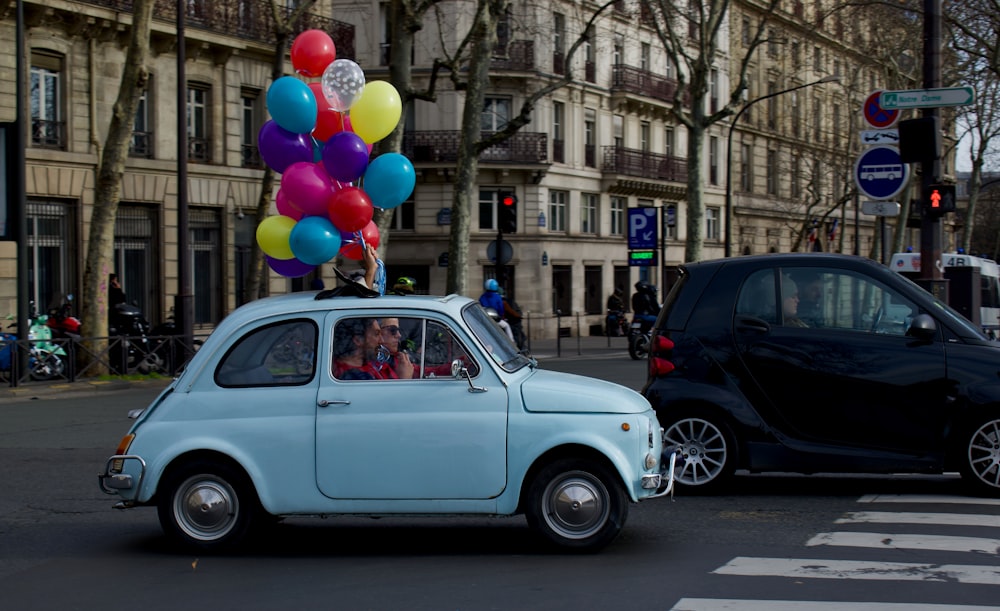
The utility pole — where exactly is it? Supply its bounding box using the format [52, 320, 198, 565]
[917, 0, 947, 300]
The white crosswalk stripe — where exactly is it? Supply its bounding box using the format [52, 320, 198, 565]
[670, 494, 1000, 610]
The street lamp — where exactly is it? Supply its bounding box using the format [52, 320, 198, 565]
[724, 75, 840, 257]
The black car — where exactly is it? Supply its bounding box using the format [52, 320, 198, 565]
[642, 253, 1000, 495]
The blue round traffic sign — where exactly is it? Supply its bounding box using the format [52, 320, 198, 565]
[863, 91, 899, 129]
[854, 145, 909, 200]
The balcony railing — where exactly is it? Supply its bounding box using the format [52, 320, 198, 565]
[189, 137, 211, 163]
[491, 41, 534, 72]
[402, 131, 548, 165]
[31, 119, 66, 150]
[611, 64, 679, 104]
[241, 144, 263, 169]
[78, 0, 355, 58]
[129, 131, 154, 159]
[602, 146, 687, 183]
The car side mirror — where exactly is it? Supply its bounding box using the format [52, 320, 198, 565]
[906, 313, 936, 341]
[452, 358, 486, 393]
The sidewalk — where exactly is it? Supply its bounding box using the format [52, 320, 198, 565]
[0, 334, 633, 401]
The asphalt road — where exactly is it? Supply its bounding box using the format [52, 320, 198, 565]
[0, 357, 997, 610]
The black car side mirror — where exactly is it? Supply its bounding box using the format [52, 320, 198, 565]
[906, 313, 936, 341]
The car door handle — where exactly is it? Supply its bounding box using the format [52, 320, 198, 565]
[317, 399, 351, 407]
[735, 315, 770, 334]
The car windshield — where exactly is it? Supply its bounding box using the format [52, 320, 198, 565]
[894, 273, 989, 340]
[463, 303, 532, 372]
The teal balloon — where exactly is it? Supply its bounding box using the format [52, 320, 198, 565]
[289, 216, 342, 265]
[362, 153, 415, 210]
[266, 76, 317, 135]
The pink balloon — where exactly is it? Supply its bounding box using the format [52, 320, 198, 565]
[275, 189, 304, 221]
[327, 186, 374, 233]
[281, 161, 335, 217]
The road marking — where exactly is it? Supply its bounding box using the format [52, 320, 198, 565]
[807, 531, 1000, 554]
[713, 557, 1000, 585]
[672, 599, 1000, 611]
[859, 494, 1000, 506]
[837, 511, 1000, 528]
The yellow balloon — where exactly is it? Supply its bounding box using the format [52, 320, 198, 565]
[256, 215, 297, 260]
[350, 81, 402, 144]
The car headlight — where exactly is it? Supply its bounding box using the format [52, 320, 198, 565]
[645, 452, 658, 470]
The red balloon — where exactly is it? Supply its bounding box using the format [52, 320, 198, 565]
[327, 186, 374, 233]
[308, 83, 347, 142]
[291, 30, 336, 78]
[339, 221, 381, 260]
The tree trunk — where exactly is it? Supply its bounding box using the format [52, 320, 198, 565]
[80, 0, 153, 372]
[683, 123, 706, 263]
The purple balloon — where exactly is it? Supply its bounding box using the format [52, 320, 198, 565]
[266, 255, 315, 278]
[321, 131, 370, 183]
[258, 121, 314, 173]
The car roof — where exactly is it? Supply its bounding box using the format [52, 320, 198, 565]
[680, 252, 883, 275]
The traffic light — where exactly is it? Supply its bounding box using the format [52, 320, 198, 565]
[925, 184, 956, 218]
[499, 192, 518, 233]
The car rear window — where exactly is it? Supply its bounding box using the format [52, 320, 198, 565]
[215, 319, 318, 387]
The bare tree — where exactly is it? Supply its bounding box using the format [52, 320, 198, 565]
[80, 0, 154, 370]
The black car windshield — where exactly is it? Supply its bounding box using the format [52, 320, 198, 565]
[463, 304, 531, 372]
[895, 273, 989, 339]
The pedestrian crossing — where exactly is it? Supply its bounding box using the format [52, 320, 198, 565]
[670, 493, 1000, 610]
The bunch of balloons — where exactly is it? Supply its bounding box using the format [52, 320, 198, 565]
[254, 29, 416, 278]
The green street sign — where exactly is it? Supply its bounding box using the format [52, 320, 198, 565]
[880, 87, 975, 109]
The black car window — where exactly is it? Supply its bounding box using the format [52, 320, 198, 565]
[735, 269, 777, 323]
[785, 267, 917, 336]
[215, 319, 317, 387]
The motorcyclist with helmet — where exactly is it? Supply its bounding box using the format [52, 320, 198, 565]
[631, 281, 660, 324]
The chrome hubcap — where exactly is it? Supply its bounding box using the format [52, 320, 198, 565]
[543, 473, 609, 540]
[969, 420, 1000, 489]
[174, 476, 238, 541]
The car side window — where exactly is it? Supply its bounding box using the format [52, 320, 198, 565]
[736, 269, 777, 323]
[786, 268, 917, 336]
[215, 320, 317, 387]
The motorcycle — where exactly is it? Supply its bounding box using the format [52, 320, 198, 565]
[109, 302, 164, 374]
[627, 314, 656, 360]
[606, 309, 628, 337]
[0, 304, 67, 381]
[46, 294, 82, 342]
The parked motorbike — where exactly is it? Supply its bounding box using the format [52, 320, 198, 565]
[46, 294, 82, 341]
[109, 302, 164, 374]
[0, 304, 67, 381]
[606, 309, 628, 337]
[627, 314, 656, 360]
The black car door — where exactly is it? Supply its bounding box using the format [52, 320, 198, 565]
[733, 266, 948, 458]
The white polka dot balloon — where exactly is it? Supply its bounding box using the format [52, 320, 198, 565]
[321, 59, 366, 112]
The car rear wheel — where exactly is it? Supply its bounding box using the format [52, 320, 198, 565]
[662, 412, 737, 493]
[157, 460, 260, 551]
[628, 334, 649, 360]
[525, 459, 628, 552]
[959, 416, 1000, 496]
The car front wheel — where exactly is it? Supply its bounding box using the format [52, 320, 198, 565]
[662, 412, 737, 493]
[959, 416, 1000, 496]
[525, 459, 628, 552]
[157, 460, 259, 551]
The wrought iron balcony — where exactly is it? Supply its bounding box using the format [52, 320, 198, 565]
[129, 132, 154, 159]
[602, 146, 687, 183]
[31, 119, 66, 150]
[611, 64, 680, 104]
[491, 41, 534, 72]
[402, 131, 548, 165]
[74, 0, 355, 58]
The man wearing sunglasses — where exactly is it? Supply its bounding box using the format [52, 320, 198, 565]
[378, 317, 414, 379]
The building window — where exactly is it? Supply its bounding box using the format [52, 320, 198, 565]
[832, 103, 841, 145]
[584, 108, 596, 167]
[791, 91, 801, 137]
[391, 195, 416, 230]
[479, 189, 500, 231]
[190, 208, 221, 325]
[131, 82, 154, 159]
[241, 89, 264, 168]
[549, 190, 567, 232]
[26, 199, 76, 309]
[581, 193, 597, 234]
[553, 265, 572, 316]
[187, 83, 211, 162]
[584, 31, 596, 83]
[552, 101, 565, 163]
[613, 34, 624, 65]
[613, 115, 624, 147]
[706, 207, 720, 240]
[709, 136, 719, 185]
[791, 155, 801, 198]
[710, 68, 719, 114]
[30, 51, 65, 150]
[584, 266, 602, 315]
[640, 43, 650, 71]
[767, 29, 778, 57]
[813, 98, 823, 142]
[767, 81, 777, 129]
[610, 196, 625, 235]
[114, 205, 159, 321]
[740, 143, 752, 192]
[766, 149, 778, 196]
[481, 97, 511, 131]
[813, 46, 822, 72]
[792, 40, 801, 69]
[741, 16, 751, 46]
[640, 121, 650, 152]
[553, 12, 565, 74]
[665, 127, 675, 158]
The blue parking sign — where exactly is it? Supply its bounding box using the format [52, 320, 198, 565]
[628, 208, 658, 249]
[854, 146, 910, 200]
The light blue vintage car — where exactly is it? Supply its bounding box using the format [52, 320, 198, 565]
[100, 289, 676, 552]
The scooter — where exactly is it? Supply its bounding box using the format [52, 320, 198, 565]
[109, 302, 164, 374]
[627, 314, 656, 360]
[0, 305, 67, 381]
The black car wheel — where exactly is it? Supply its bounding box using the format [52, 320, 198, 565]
[662, 412, 737, 493]
[628, 334, 649, 360]
[525, 459, 628, 552]
[157, 460, 260, 551]
[959, 416, 1000, 496]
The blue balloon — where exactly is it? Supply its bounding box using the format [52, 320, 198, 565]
[289, 216, 342, 265]
[266, 76, 318, 135]
[362, 153, 415, 210]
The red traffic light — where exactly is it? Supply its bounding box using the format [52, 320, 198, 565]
[930, 189, 941, 208]
[502, 195, 517, 206]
